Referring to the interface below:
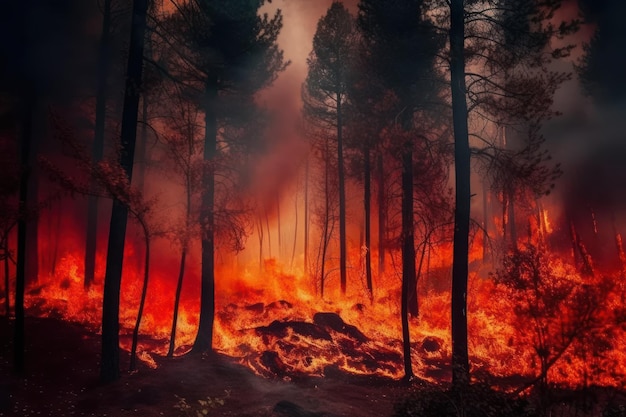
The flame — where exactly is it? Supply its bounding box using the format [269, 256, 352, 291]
[12, 195, 625, 389]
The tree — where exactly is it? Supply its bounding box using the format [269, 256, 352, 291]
[129, 196, 161, 371]
[303, 1, 357, 296]
[444, 0, 576, 388]
[494, 244, 614, 401]
[358, 0, 445, 381]
[165, 0, 287, 353]
[0, 0, 98, 375]
[160, 97, 203, 357]
[100, 0, 150, 383]
[84, 0, 113, 289]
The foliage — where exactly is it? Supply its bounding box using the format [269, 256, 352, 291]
[493, 243, 616, 389]
[174, 394, 227, 417]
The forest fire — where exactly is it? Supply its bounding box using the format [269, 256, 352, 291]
[11, 204, 626, 391]
[2, 0, 626, 416]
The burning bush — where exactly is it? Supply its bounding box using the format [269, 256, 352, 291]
[492, 243, 619, 390]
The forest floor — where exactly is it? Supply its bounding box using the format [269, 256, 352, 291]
[0, 316, 412, 417]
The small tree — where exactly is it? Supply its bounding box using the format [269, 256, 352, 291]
[494, 243, 612, 398]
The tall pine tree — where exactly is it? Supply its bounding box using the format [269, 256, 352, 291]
[166, 0, 287, 353]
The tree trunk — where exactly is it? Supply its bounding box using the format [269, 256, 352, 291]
[290, 187, 298, 268]
[304, 157, 309, 277]
[85, 0, 112, 289]
[130, 226, 150, 371]
[100, 0, 148, 383]
[450, 0, 471, 389]
[167, 248, 187, 357]
[508, 185, 517, 249]
[337, 93, 347, 295]
[168, 173, 192, 357]
[482, 179, 489, 263]
[4, 236, 10, 316]
[364, 145, 373, 297]
[401, 146, 416, 381]
[377, 152, 385, 276]
[257, 214, 264, 271]
[192, 78, 218, 354]
[25, 104, 41, 287]
[276, 191, 282, 259]
[14, 96, 35, 374]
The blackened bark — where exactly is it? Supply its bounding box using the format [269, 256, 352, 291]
[4, 241, 10, 316]
[482, 180, 489, 263]
[377, 152, 385, 275]
[192, 78, 218, 354]
[450, 0, 471, 388]
[85, 0, 112, 289]
[364, 145, 373, 297]
[337, 93, 347, 295]
[167, 248, 186, 356]
[100, 0, 149, 384]
[14, 97, 35, 374]
[168, 174, 192, 357]
[401, 147, 415, 380]
[129, 227, 150, 371]
[304, 157, 309, 277]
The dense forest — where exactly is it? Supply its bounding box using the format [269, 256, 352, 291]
[1, 0, 626, 416]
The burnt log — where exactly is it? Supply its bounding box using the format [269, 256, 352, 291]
[260, 350, 289, 377]
[313, 312, 368, 343]
[257, 320, 332, 341]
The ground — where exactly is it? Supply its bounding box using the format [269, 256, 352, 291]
[0, 316, 410, 417]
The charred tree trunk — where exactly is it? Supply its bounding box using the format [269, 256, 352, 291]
[14, 96, 35, 374]
[192, 78, 218, 354]
[320, 135, 332, 298]
[85, 0, 112, 289]
[168, 175, 192, 357]
[276, 191, 282, 258]
[4, 234, 10, 316]
[100, 0, 148, 383]
[377, 152, 385, 276]
[130, 226, 150, 371]
[508, 186, 518, 249]
[482, 180, 489, 263]
[364, 145, 373, 297]
[450, 0, 471, 389]
[4, 239, 11, 318]
[337, 93, 347, 295]
[167, 247, 187, 357]
[257, 214, 264, 271]
[291, 187, 298, 268]
[304, 157, 309, 277]
[265, 208, 272, 259]
[401, 146, 415, 380]
[25, 105, 40, 287]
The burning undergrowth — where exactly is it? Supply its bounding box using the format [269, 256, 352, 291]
[13, 239, 626, 390]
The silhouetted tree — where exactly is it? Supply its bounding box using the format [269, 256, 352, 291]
[358, 0, 445, 381]
[100, 0, 150, 383]
[84, 0, 113, 289]
[160, 97, 203, 357]
[165, 0, 287, 353]
[303, 2, 357, 296]
[443, 0, 576, 388]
